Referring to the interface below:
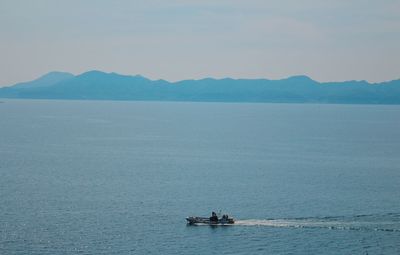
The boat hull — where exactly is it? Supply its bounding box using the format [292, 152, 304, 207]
[186, 216, 235, 225]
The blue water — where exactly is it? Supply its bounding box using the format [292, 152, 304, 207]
[1, 99, 400, 254]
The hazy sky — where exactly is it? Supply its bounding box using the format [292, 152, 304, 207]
[1, 0, 399, 86]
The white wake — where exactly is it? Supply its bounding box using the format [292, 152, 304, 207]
[234, 214, 400, 232]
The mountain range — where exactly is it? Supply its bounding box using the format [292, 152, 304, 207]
[1, 71, 400, 104]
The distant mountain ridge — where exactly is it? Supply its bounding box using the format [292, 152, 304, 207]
[10, 71, 74, 89]
[1, 71, 400, 104]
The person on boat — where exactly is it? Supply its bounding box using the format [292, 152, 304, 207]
[210, 211, 218, 222]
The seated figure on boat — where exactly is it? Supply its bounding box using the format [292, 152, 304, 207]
[210, 211, 218, 222]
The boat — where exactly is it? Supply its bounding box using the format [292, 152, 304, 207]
[186, 212, 235, 225]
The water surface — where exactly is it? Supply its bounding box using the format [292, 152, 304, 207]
[1, 100, 400, 254]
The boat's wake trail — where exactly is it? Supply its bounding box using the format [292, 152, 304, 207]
[235, 213, 400, 232]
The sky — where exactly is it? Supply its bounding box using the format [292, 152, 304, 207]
[0, 0, 399, 86]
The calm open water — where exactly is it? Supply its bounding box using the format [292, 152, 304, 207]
[1, 99, 400, 254]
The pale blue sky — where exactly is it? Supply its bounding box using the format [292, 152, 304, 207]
[1, 0, 399, 86]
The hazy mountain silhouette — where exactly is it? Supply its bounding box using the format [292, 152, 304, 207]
[11, 71, 74, 89]
[1, 71, 399, 104]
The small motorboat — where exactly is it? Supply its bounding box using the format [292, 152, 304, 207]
[186, 212, 235, 225]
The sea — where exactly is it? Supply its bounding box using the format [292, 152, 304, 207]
[1, 99, 400, 254]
